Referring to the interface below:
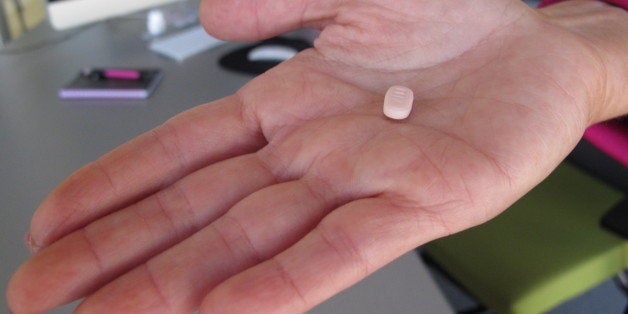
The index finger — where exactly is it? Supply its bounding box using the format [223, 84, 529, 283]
[29, 95, 264, 250]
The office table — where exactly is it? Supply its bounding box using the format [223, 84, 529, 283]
[0, 18, 452, 314]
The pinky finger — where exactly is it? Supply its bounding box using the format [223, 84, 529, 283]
[199, 197, 452, 314]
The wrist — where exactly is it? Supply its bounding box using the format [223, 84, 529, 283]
[538, 0, 628, 124]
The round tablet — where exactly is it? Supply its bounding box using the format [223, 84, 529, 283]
[383, 86, 414, 120]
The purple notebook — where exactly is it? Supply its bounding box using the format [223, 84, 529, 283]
[59, 68, 163, 99]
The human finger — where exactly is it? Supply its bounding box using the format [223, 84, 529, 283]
[73, 179, 348, 313]
[7, 154, 275, 313]
[29, 96, 264, 251]
[199, 197, 453, 313]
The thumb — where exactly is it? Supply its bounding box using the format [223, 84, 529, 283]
[199, 0, 340, 41]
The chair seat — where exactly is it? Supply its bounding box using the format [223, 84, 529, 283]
[424, 163, 627, 314]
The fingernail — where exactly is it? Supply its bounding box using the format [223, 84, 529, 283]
[24, 232, 40, 254]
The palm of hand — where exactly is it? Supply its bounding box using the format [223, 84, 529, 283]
[8, 0, 599, 313]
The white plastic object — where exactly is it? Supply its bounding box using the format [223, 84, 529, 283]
[47, 0, 183, 31]
[383, 86, 414, 120]
[147, 9, 167, 36]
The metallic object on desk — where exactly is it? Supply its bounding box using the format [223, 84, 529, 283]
[12, 0, 28, 32]
[0, 1, 12, 46]
[0, 0, 46, 46]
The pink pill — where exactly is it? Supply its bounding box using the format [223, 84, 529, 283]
[383, 86, 414, 120]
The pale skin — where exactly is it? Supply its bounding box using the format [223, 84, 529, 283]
[7, 0, 628, 313]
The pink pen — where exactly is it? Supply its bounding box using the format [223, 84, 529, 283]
[103, 69, 141, 80]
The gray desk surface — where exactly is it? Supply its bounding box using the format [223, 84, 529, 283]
[0, 18, 452, 314]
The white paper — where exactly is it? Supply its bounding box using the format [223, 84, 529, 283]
[149, 25, 224, 62]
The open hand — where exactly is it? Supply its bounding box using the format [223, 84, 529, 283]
[8, 0, 609, 312]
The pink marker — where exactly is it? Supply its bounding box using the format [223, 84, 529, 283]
[103, 69, 141, 80]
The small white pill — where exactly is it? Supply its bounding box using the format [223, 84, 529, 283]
[383, 86, 414, 120]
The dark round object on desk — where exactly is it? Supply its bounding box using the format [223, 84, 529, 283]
[219, 37, 312, 75]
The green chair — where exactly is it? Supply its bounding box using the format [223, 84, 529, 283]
[423, 162, 627, 313]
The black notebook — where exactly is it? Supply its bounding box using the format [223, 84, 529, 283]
[59, 68, 163, 99]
